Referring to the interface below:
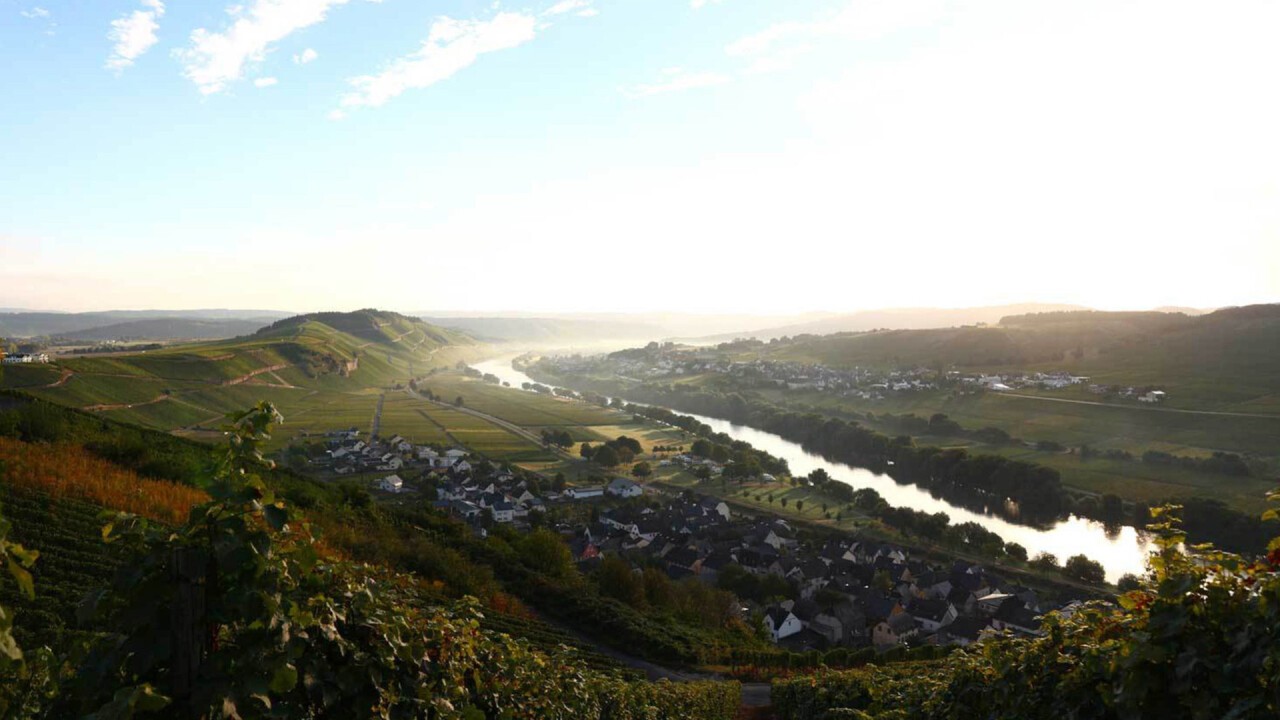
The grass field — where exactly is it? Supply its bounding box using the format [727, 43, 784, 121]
[417, 375, 621, 428]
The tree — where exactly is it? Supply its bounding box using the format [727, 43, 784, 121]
[593, 444, 621, 468]
[694, 466, 712, 481]
[631, 461, 652, 479]
[1063, 554, 1106, 585]
[1116, 573, 1142, 592]
[518, 528, 576, 583]
[872, 569, 894, 593]
[807, 468, 831, 486]
[690, 439, 712, 457]
[780, 498, 789, 508]
[579, 442, 594, 459]
[795, 501, 804, 513]
[1004, 542, 1028, 562]
[597, 556, 644, 607]
[1030, 552, 1060, 572]
[454, 395, 465, 407]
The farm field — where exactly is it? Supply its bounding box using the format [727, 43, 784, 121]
[759, 388, 1280, 515]
[418, 374, 621, 428]
[762, 386, 1280, 458]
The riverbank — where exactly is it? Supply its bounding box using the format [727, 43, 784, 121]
[489, 357, 1152, 582]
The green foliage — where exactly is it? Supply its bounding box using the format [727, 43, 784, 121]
[772, 499, 1280, 719]
[0, 402, 740, 719]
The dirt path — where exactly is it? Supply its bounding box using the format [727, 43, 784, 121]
[43, 369, 74, 388]
[405, 388, 576, 460]
[83, 395, 170, 412]
[223, 363, 291, 386]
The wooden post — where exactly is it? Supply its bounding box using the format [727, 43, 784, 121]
[170, 547, 208, 716]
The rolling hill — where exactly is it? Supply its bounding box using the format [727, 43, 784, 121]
[758, 305, 1280, 399]
[1, 309, 482, 442]
[51, 317, 271, 341]
[693, 303, 1091, 342]
[0, 308, 291, 338]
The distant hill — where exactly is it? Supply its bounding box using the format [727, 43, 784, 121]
[422, 316, 663, 344]
[52, 318, 271, 342]
[693, 303, 1091, 342]
[749, 304, 1280, 406]
[0, 309, 293, 338]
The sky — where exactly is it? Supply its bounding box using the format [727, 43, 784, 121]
[1, 0, 1278, 315]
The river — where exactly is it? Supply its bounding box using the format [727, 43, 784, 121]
[473, 355, 1154, 582]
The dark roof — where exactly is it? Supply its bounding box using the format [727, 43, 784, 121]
[777, 627, 828, 652]
[765, 606, 794, 628]
[908, 598, 954, 623]
[943, 616, 989, 641]
[886, 612, 917, 634]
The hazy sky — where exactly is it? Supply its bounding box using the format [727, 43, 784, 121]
[1, 0, 1277, 314]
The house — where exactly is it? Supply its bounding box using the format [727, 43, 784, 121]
[445, 448, 468, 459]
[908, 598, 958, 632]
[1139, 390, 1167, 403]
[490, 501, 516, 524]
[872, 613, 918, 647]
[763, 606, 803, 641]
[377, 475, 404, 493]
[607, 477, 644, 498]
[566, 486, 605, 500]
[992, 600, 1042, 636]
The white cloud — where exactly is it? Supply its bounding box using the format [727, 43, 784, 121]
[106, 1, 165, 72]
[623, 68, 730, 98]
[577, 8, 599, 18]
[726, 0, 948, 67]
[20, 7, 50, 19]
[254, 76, 279, 87]
[691, 0, 723, 8]
[178, 0, 351, 95]
[544, 0, 591, 16]
[340, 12, 538, 110]
[293, 47, 319, 64]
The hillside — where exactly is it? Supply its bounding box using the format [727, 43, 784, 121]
[0, 398, 741, 718]
[694, 303, 1090, 342]
[0, 310, 482, 442]
[753, 305, 1280, 405]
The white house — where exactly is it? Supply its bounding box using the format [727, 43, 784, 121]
[763, 607, 803, 642]
[378, 475, 404, 493]
[445, 448, 468, 459]
[490, 501, 515, 524]
[566, 486, 604, 500]
[606, 477, 643, 498]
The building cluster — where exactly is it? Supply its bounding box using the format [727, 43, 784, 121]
[574, 497, 1069, 652]
[319, 429, 471, 477]
[431, 466, 647, 527]
[1, 352, 50, 364]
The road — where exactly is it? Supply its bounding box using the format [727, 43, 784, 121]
[404, 387, 577, 460]
[996, 391, 1280, 420]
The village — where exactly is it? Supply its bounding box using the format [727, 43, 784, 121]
[539, 347, 1168, 404]
[328, 432, 1072, 656]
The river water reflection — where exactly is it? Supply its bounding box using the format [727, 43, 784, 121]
[473, 355, 1154, 582]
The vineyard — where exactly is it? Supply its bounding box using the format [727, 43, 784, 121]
[480, 609, 645, 679]
[0, 484, 123, 650]
[0, 437, 208, 525]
